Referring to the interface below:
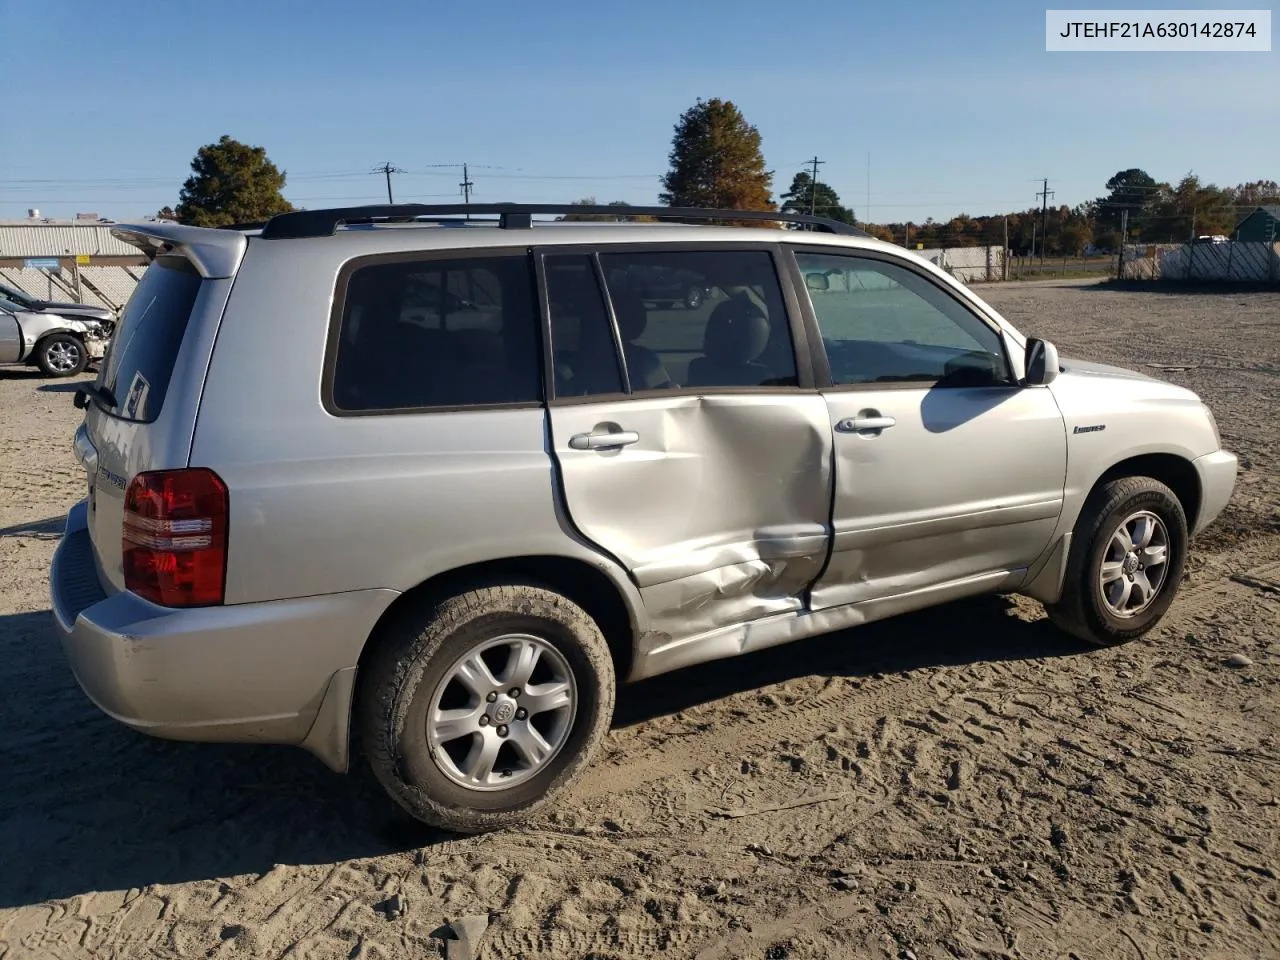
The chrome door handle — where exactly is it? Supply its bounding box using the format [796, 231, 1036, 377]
[569, 430, 640, 450]
[836, 416, 897, 433]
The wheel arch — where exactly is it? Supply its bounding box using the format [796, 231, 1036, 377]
[1093, 452, 1201, 532]
[356, 554, 641, 691]
[31, 327, 87, 351]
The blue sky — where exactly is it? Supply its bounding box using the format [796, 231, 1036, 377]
[1, 0, 1275, 224]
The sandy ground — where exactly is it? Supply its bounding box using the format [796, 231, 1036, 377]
[0, 280, 1277, 960]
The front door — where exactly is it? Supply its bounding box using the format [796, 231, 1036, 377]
[789, 249, 1067, 610]
[0, 308, 22, 363]
[540, 246, 833, 640]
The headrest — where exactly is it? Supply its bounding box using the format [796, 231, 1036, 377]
[612, 289, 648, 343]
[702, 296, 770, 364]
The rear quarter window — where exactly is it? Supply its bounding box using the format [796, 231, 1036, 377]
[96, 256, 201, 422]
[327, 253, 542, 413]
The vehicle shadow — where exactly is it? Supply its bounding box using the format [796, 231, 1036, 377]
[0, 596, 1090, 908]
[0, 515, 66, 540]
[37, 379, 94, 393]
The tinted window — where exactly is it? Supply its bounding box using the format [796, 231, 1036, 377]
[96, 256, 201, 422]
[599, 250, 797, 390]
[796, 253, 1011, 387]
[545, 255, 624, 397]
[331, 254, 541, 412]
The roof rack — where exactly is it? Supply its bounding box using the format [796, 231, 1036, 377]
[256, 203, 867, 240]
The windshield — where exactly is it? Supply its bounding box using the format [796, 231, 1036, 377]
[0, 283, 35, 308]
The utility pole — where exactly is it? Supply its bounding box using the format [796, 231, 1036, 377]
[459, 163, 475, 217]
[1036, 178, 1054, 266]
[1002, 214, 1009, 281]
[373, 162, 404, 203]
[806, 156, 824, 217]
[1117, 208, 1129, 279]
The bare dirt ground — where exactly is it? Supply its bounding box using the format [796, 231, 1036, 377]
[1, 280, 1277, 960]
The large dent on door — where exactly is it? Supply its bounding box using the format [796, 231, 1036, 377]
[557, 393, 833, 652]
[640, 552, 824, 640]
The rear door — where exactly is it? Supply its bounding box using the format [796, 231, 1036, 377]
[79, 254, 218, 592]
[787, 248, 1067, 610]
[540, 244, 834, 640]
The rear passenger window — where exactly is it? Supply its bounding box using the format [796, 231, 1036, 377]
[599, 250, 797, 390]
[330, 254, 542, 412]
[545, 255, 625, 397]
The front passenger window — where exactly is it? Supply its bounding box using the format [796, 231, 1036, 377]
[796, 253, 1012, 388]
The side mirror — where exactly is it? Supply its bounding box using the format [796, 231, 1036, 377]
[1024, 338, 1060, 386]
[805, 272, 829, 292]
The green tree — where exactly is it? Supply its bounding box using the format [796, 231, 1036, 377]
[779, 172, 856, 224]
[1147, 173, 1236, 241]
[173, 135, 294, 227]
[1094, 168, 1158, 241]
[659, 98, 775, 226]
[1059, 204, 1095, 255]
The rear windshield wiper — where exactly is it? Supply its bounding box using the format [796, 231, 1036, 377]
[73, 383, 118, 410]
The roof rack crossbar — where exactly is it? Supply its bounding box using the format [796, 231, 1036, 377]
[256, 203, 867, 240]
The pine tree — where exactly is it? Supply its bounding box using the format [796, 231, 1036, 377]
[173, 135, 294, 227]
[659, 98, 775, 226]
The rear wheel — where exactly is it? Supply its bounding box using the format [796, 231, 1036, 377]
[36, 334, 88, 377]
[1047, 476, 1187, 646]
[358, 583, 615, 833]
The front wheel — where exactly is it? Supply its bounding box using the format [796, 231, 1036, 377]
[1047, 476, 1188, 647]
[358, 583, 615, 833]
[36, 334, 88, 377]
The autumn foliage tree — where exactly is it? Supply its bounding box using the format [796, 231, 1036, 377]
[171, 135, 294, 227]
[660, 98, 775, 225]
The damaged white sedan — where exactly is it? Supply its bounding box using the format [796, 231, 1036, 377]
[0, 295, 113, 377]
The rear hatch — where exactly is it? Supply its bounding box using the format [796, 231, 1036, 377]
[75, 224, 246, 595]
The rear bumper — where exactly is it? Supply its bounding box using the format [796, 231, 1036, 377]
[1192, 449, 1238, 536]
[50, 500, 397, 771]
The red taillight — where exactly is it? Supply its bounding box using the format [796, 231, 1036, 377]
[123, 468, 228, 607]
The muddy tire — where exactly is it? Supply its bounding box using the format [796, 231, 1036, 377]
[36, 334, 88, 377]
[357, 583, 615, 833]
[1048, 476, 1188, 647]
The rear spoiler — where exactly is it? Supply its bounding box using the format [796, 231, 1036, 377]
[110, 223, 247, 279]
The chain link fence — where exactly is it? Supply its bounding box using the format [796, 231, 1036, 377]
[1121, 241, 1280, 281]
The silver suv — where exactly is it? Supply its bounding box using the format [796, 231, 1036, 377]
[50, 204, 1237, 833]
